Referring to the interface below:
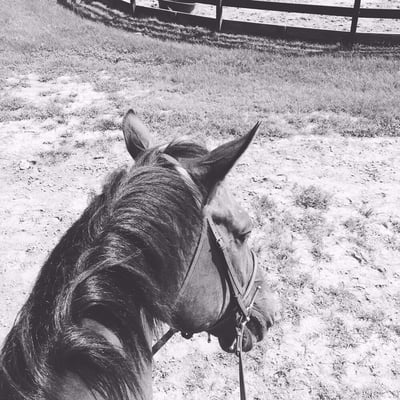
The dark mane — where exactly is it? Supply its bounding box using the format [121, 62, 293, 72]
[0, 141, 208, 400]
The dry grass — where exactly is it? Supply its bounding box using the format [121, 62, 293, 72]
[1, 1, 400, 138]
[294, 185, 332, 210]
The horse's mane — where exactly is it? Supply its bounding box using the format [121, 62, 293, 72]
[0, 140, 208, 400]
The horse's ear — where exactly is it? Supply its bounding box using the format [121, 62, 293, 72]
[189, 122, 260, 196]
[122, 109, 153, 160]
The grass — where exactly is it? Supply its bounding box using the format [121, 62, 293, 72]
[37, 149, 73, 165]
[343, 216, 365, 233]
[93, 117, 119, 132]
[328, 317, 358, 349]
[253, 194, 277, 225]
[294, 185, 332, 210]
[1, 0, 399, 137]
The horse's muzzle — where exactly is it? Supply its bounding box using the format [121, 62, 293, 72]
[217, 312, 267, 353]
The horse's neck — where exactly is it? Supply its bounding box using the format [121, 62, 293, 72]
[58, 318, 153, 400]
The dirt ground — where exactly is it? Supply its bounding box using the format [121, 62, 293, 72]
[134, 0, 400, 33]
[0, 73, 399, 399]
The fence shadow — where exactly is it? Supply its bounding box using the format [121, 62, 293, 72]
[57, 0, 400, 57]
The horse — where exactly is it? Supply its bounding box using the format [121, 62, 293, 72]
[0, 110, 278, 400]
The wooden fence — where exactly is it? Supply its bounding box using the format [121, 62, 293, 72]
[129, 0, 400, 45]
[68, 0, 400, 44]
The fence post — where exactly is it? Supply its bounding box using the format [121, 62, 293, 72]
[130, 0, 136, 16]
[349, 0, 361, 44]
[216, 0, 223, 32]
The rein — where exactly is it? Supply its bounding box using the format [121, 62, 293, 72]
[152, 216, 260, 400]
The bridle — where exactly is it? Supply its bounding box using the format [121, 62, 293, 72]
[152, 215, 260, 400]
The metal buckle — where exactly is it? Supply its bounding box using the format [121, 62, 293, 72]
[236, 320, 247, 355]
[247, 285, 261, 315]
[235, 285, 261, 356]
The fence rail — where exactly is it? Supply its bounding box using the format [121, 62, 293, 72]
[213, 1, 400, 18]
[220, 2, 354, 16]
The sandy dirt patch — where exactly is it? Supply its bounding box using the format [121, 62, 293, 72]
[1, 74, 399, 399]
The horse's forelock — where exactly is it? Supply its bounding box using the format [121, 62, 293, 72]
[134, 138, 209, 208]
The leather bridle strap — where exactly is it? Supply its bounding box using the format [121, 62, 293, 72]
[152, 219, 208, 356]
[152, 328, 178, 355]
[235, 282, 261, 400]
[152, 215, 260, 400]
[238, 349, 247, 400]
[207, 216, 258, 321]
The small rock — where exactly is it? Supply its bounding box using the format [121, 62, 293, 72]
[18, 160, 31, 170]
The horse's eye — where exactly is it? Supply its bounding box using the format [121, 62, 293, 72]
[236, 230, 251, 243]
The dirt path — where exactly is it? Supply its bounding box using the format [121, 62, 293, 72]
[1, 74, 399, 399]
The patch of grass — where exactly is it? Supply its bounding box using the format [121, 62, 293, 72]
[314, 382, 346, 400]
[107, 93, 127, 115]
[0, 95, 25, 112]
[332, 355, 346, 381]
[0, 94, 69, 123]
[37, 150, 73, 165]
[282, 272, 313, 292]
[38, 90, 56, 97]
[343, 216, 372, 250]
[390, 324, 400, 337]
[357, 309, 386, 326]
[310, 244, 331, 262]
[327, 317, 357, 349]
[36, 101, 67, 124]
[253, 195, 277, 226]
[42, 121, 58, 131]
[75, 105, 106, 123]
[261, 215, 296, 267]
[271, 360, 295, 388]
[343, 217, 365, 233]
[344, 215, 398, 254]
[294, 185, 332, 210]
[94, 117, 119, 132]
[328, 286, 361, 314]
[359, 387, 390, 400]
[266, 234, 295, 266]
[313, 286, 360, 314]
[91, 135, 120, 155]
[37, 74, 53, 83]
[53, 94, 76, 107]
[74, 140, 87, 149]
[0, 103, 42, 122]
[1, 1, 400, 138]
[359, 206, 374, 219]
[389, 217, 400, 234]
[93, 78, 123, 94]
[0, 95, 27, 122]
[251, 195, 297, 273]
[292, 210, 332, 240]
[383, 232, 400, 251]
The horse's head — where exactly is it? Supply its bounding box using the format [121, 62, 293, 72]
[0, 109, 278, 400]
[122, 110, 278, 354]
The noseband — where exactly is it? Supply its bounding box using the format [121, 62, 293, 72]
[152, 215, 260, 400]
